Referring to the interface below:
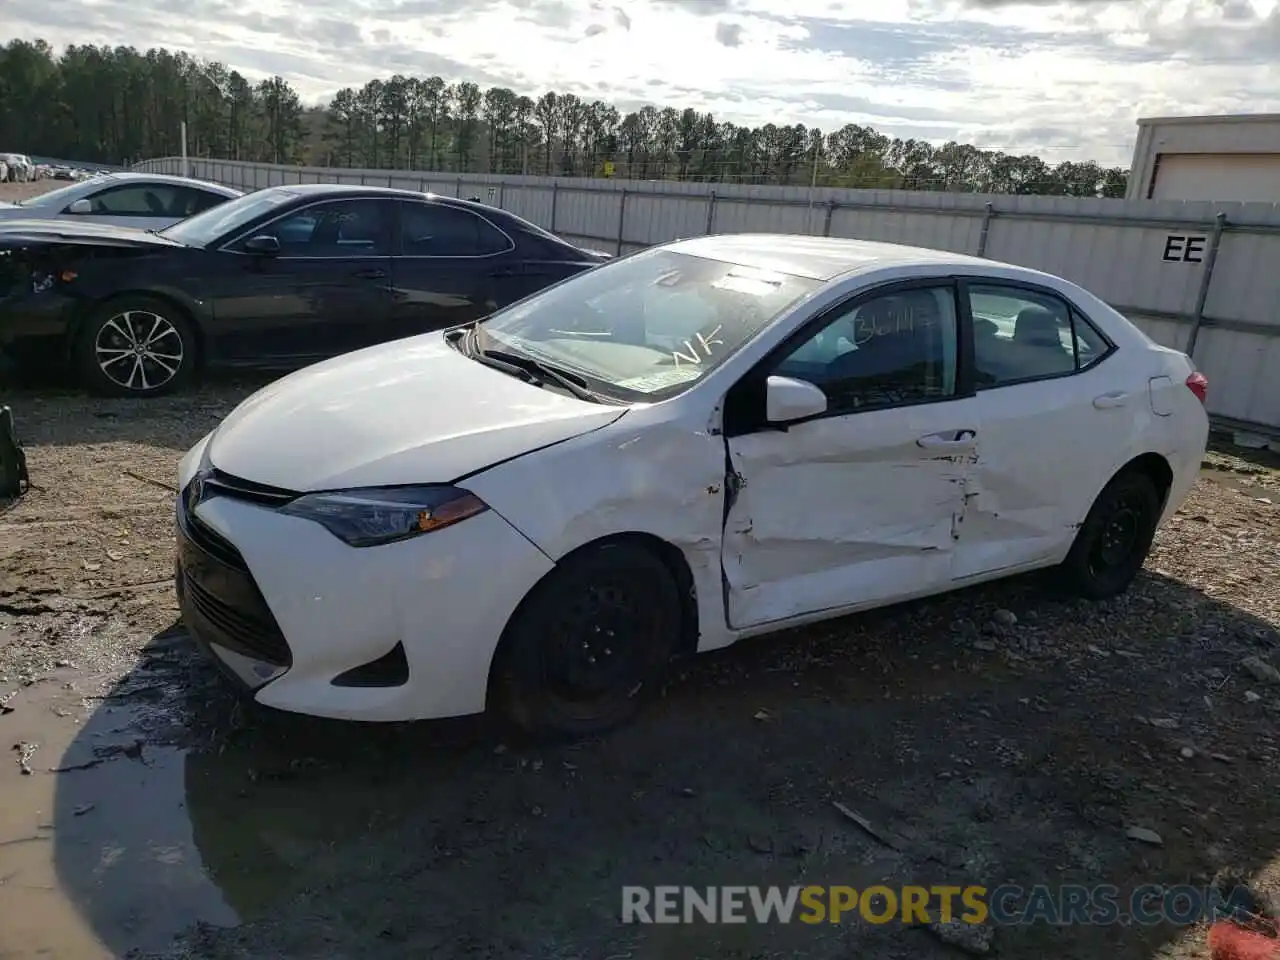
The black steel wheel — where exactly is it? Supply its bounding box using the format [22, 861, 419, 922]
[74, 296, 196, 398]
[491, 541, 683, 742]
[1060, 469, 1162, 600]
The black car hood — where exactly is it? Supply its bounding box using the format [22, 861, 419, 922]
[0, 219, 186, 250]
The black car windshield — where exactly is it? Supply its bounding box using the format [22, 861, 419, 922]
[478, 247, 821, 402]
[160, 187, 299, 247]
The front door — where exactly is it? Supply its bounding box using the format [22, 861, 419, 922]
[950, 279, 1127, 580]
[210, 198, 395, 362]
[55, 181, 187, 231]
[721, 282, 978, 630]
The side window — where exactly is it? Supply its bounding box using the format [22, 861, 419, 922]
[966, 284, 1109, 388]
[245, 200, 389, 257]
[177, 188, 228, 217]
[399, 203, 512, 256]
[1071, 309, 1110, 371]
[772, 285, 958, 415]
[84, 184, 183, 217]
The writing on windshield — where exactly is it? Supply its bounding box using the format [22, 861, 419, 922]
[670, 325, 725, 366]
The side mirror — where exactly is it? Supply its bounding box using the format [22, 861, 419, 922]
[765, 375, 827, 424]
[243, 235, 281, 256]
[67, 198, 92, 215]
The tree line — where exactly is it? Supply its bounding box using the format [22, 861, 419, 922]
[0, 38, 1129, 196]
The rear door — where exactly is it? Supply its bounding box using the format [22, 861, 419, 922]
[208, 197, 395, 361]
[950, 279, 1127, 580]
[384, 200, 521, 341]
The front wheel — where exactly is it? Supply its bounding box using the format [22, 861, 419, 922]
[74, 296, 197, 398]
[1059, 470, 1162, 600]
[490, 542, 683, 742]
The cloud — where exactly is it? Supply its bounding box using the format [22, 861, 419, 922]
[10, 0, 1280, 166]
[714, 22, 744, 46]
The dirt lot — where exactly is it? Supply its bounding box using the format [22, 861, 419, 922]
[0, 177, 70, 204]
[2, 179, 1280, 960]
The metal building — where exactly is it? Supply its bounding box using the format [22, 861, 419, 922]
[1127, 113, 1280, 203]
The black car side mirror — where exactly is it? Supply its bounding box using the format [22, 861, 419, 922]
[244, 235, 281, 256]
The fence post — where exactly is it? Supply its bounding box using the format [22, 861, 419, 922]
[1185, 211, 1228, 359]
[705, 191, 717, 235]
[823, 200, 837, 237]
[615, 189, 629, 256]
[976, 201, 996, 258]
[456, 176, 463, 198]
[498, 182, 506, 209]
[388, 173, 394, 187]
[551, 181, 560, 232]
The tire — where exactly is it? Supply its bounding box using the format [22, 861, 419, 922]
[491, 542, 683, 742]
[1059, 469, 1161, 601]
[73, 296, 197, 398]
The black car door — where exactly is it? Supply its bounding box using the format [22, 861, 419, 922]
[386, 200, 526, 340]
[209, 198, 394, 362]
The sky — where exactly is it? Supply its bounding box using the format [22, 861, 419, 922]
[11, 0, 1280, 166]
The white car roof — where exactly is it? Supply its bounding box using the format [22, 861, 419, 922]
[667, 233, 1017, 282]
[75, 171, 243, 196]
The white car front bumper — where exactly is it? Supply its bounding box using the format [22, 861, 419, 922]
[175, 487, 554, 722]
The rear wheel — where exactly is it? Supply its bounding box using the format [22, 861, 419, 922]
[1059, 469, 1161, 600]
[491, 542, 683, 742]
[74, 296, 196, 398]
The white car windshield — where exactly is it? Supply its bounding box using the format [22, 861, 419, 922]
[18, 176, 112, 208]
[479, 247, 821, 401]
[160, 187, 299, 247]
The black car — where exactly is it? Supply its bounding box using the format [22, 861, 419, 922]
[0, 184, 611, 397]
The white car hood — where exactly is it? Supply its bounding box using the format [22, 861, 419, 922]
[207, 332, 626, 491]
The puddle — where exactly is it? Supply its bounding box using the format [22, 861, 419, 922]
[0, 641, 493, 958]
[1200, 465, 1278, 500]
[0, 675, 237, 958]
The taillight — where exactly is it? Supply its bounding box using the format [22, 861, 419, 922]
[1186, 371, 1208, 405]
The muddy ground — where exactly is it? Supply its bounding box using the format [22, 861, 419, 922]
[2, 179, 1280, 960]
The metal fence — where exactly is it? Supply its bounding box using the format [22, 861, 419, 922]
[135, 156, 1280, 438]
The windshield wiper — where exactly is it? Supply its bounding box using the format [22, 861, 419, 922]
[470, 325, 612, 404]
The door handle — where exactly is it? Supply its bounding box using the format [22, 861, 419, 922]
[1092, 391, 1129, 409]
[917, 429, 977, 448]
[352, 268, 386, 280]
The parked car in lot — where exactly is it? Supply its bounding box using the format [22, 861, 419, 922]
[0, 154, 34, 182]
[172, 234, 1210, 740]
[0, 183, 609, 396]
[0, 172, 240, 232]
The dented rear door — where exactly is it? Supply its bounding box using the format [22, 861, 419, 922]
[722, 399, 980, 630]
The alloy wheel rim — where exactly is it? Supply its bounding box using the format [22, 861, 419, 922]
[95, 310, 184, 391]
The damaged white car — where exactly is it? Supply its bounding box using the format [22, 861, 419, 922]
[175, 234, 1210, 740]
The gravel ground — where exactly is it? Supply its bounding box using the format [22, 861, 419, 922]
[2, 178, 1280, 959]
[0, 376, 1277, 960]
[0, 177, 69, 203]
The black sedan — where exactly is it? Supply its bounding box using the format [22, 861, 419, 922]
[0, 184, 611, 397]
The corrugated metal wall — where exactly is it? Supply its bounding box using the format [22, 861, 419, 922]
[135, 156, 1280, 435]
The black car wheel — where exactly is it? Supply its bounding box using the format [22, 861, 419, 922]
[74, 296, 196, 398]
[491, 541, 683, 742]
[1059, 469, 1161, 600]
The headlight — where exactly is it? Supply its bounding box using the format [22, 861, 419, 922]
[278, 485, 488, 548]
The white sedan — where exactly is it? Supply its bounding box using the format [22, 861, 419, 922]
[174, 234, 1209, 740]
[0, 172, 241, 230]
